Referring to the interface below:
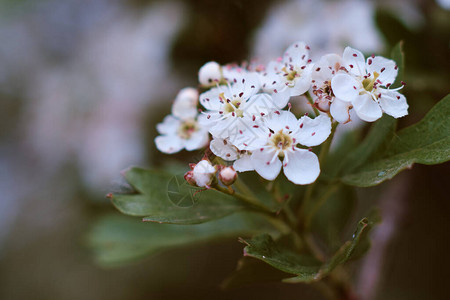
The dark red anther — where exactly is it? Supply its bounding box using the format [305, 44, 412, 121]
[316, 67, 321, 71]
[380, 67, 385, 72]
[239, 92, 244, 97]
[349, 64, 354, 68]
[353, 53, 357, 57]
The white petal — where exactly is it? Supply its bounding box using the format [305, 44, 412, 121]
[210, 137, 239, 161]
[270, 89, 291, 109]
[251, 148, 282, 181]
[265, 110, 299, 133]
[156, 115, 181, 135]
[233, 72, 260, 99]
[184, 130, 209, 151]
[331, 74, 360, 102]
[311, 53, 343, 83]
[294, 115, 332, 147]
[343, 46, 366, 76]
[199, 87, 224, 111]
[283, 149, 320, 185]
[379, 90, 408, 118]
[353, 94, 383, 122]
[155, 135, 184, 154]
[289, 72, 312, 96]
[366, 56, 398, 86]
[244, 93, 277, 117]
[283, 41, 309, 67]
[330, 98, 352, 123]
[233, 153, 254, 172]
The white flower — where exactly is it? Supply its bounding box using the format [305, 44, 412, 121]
[310, 53, 352, 123]
[331, 47, 408, 122]
[199, 74, 276, 143]
[240, 111, 331, 185]
[261, 41, 313, 106]
[155, 88, 209, 154]
[192, 160, 217, 187]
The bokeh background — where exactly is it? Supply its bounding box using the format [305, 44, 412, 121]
[0, 0, 449, 299]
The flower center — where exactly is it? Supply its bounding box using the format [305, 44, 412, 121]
[362, 71, 380, 92]
[282, 66, 298, 82]
[223, 99, 244, 117]
[270, 130, 293, 152]
[178, 120, 198, 139]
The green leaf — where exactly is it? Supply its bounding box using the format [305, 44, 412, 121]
[221, 257, 292, 289]
[343, 95, 450, 187]
[322, 129, 361, 180]
[241, 234, 321, 282]
[341, 115, 397, 175]
[390, 41, 405, 88]
[241, 217, 375, 283]
[310, 184, 357, 251]
[86, 212, 281, 267]
[111, 167, 248, 224]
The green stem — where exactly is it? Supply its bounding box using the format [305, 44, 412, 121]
[297, 121, 338, 225]
[212, 184, 273, 214]
[304, 184, 340, 231]
[305, 91, 321, 117]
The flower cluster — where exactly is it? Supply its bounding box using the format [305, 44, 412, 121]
[155, 42, 408, 185]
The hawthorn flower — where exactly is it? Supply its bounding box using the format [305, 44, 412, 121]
[155, 88, 209, 154]
[331, 47, 408, 122]
[239, 111, 331, 185]
[261, 41, 313, 106]
[310, 54, 352, 123]
[199, 74, 275, 143]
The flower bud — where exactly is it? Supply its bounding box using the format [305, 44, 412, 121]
[172, 87, 199, 120]
[198, 61, 222, 86]
[192, 160, 217, 187]
[184, 170, 197, 186]
[219, 166, 237, 186]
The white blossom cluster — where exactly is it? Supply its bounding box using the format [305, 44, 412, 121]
[155, 42, 408, 186]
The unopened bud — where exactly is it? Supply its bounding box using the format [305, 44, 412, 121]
[192, 160, 217, 187]
[219, 166, 237, 186]
[184, 170, 197, 186]
[172, 87, 199, 119]
[199, 61, 222, 86]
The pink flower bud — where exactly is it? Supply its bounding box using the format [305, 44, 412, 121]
[219, 166, 237, 186]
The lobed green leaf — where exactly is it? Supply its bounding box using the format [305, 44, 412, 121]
[241, 217, 375, 283]
[111, 167, 248, 224]
[86, 212, 280, 267]
[343, 95, 450, 187]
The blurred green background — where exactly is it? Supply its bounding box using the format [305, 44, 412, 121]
[0, 0, 449, 299]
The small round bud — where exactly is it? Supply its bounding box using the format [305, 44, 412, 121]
[199, 61, 222, 86]
[193, 160, 217, 187]
[172, 87, 199, 119]
[219, 166, 237, 186]
[184, 170, 197, 186]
